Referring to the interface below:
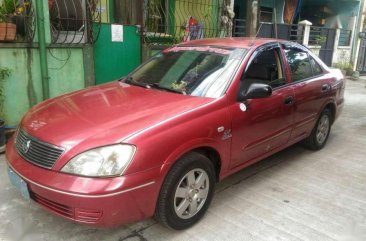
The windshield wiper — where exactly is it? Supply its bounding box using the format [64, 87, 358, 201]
[123, 76, 150, 89]
[123, 77, 185, 94]
[151, 83, 186, 95]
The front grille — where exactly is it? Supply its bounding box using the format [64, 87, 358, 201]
[15, 129, 64, 169]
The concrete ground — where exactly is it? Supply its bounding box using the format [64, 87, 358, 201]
[1, 78, 366, 241]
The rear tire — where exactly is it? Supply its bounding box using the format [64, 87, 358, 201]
[302, 109, 332, 150]
[155, 152, 215, 230]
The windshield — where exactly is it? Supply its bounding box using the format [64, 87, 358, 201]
[126, 47, 246, 98]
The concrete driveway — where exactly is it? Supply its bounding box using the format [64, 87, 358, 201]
[1, 78, 365, 241]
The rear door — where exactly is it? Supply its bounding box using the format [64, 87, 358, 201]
[282, 45, 332, 142]
[229, 44, 294, 169]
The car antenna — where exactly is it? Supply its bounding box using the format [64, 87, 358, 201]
[249, 22, 263, 47]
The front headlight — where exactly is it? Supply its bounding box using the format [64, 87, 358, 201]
[61, 144, 136, 177]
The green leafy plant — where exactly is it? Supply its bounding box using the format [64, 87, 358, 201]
[334, 50, 354, 76]
[0, 67, 10, 80]
[334, 62, 353, 76]
[0, 0, 16, 22]
[0, 0, 29, 23]
[0, 67, 11, 118]
[314, 35, 327, 45]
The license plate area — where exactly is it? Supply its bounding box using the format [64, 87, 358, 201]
[7, 167, 30, 201]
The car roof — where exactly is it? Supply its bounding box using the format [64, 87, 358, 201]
[178, 37, 291, 49]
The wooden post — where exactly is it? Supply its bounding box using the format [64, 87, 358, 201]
[246, 0, 259, 37]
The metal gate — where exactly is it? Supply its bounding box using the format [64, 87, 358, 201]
[142, 0, 231, 60]
[310, 27, 336, 67]
[357, 36, 366, 74]
[143, 0, 229, 45]
[93, 24, 141, 84]
[257, 23, 303, 43]
[233, 19, 246, 37]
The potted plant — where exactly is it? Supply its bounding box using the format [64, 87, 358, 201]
[334, 62, 354, 76]
[0, 0, 17, 41]
[314, 35, 327, 46]
[0, 67, 10, 153]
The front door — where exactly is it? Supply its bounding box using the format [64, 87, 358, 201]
[229, 44, 294, 169]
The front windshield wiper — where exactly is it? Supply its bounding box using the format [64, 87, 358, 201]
[122, 76, 150, 89]
[122, 77, 185, 95]
[151, 83, 186, 95]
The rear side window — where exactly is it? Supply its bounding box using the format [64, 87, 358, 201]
[283, 48, 313, 82]
[310, 56, 323, 76]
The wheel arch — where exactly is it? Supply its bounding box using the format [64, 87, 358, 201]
[191, 146, 222, 182]
[160, 142, 224, 184]
[323, 101, 336, 125]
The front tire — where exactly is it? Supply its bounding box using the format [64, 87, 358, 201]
[303, 109, 332, 150]
[155, 152, 215, 230]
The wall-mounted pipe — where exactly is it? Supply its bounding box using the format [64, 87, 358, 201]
[35, 0, 50, 100]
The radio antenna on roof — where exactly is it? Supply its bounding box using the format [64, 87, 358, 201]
[249, 22, 263, 46]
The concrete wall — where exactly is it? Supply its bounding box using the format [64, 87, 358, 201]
[309, 46, 321, 57]
[309, 45, 352, 67]
[0, 47, 85, 126]
[333, 47, 352, 65]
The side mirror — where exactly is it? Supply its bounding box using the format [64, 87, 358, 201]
[237, 83, 272, 102]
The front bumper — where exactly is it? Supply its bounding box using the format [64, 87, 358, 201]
[5, 141, 161, 227]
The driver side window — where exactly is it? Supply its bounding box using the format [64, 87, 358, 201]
[241, 48, 287, 89]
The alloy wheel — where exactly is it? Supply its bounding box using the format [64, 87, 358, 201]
[316, 114, 330, 145]
[173, 168, 209, 219]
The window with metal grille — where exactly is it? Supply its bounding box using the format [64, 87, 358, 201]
[48, 0, 101, 44]
[143, 0, 227, 45]
[114, 0, 143, 25]
[260, 7, 273, 23]
[339, 29, 352, 47]
[0, 0, 36, 43]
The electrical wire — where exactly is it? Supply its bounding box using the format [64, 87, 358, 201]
[47, 47, 72, 70]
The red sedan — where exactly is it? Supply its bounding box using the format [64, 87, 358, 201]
[6, 38, 345, 230]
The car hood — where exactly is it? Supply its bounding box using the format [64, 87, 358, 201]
[21, 81, 213, 150]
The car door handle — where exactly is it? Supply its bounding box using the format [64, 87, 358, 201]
[321, 84, 331, 92]
[284, 96, 294, 106]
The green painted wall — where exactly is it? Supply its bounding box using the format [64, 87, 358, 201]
[0, 0, 90, 126]
[0, 47, 85, 126]
[93, 24, 141, 84]
[326, 1, 360, 29]
[301, 0, 360, 28]
[234, 0, 246, 19]
[47, 48, 85, 97]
